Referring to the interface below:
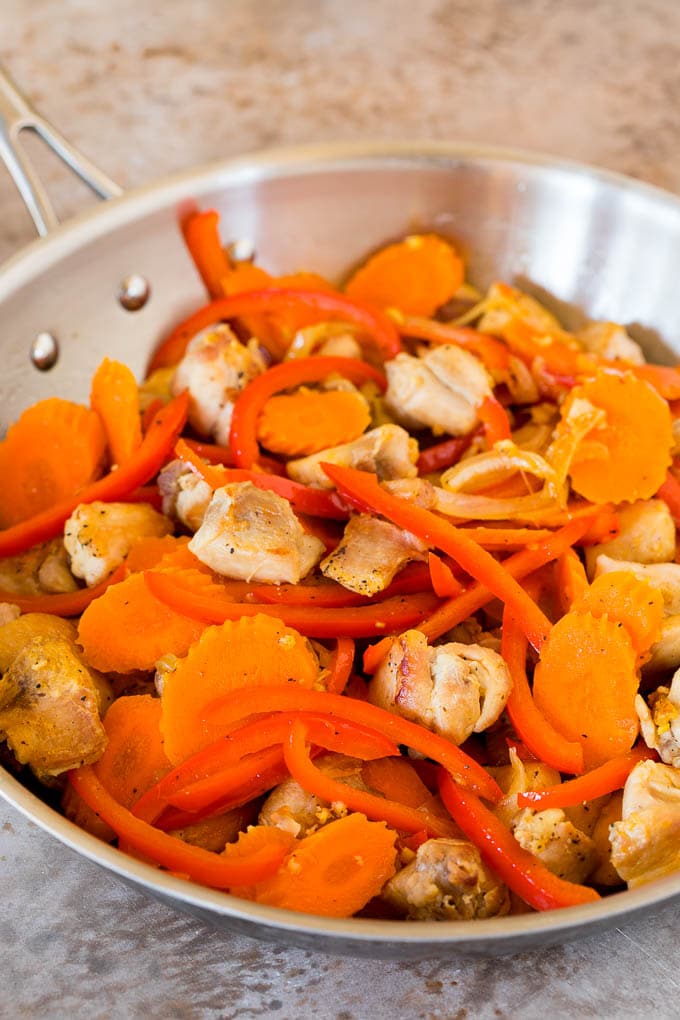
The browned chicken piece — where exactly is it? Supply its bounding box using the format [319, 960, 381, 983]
[0, 636, 107, 779]
[158, 460, 213, 532]
[61, 780, 116, 843]
[64, 501, 172, 586]
[384, 345, 492, 437]
[636, 668, 680, 767]
[491, 751, 597, 884]
[590, 792, 624, 886]
[382, 838, 510, 920]
[0, 613, 78, 672]
[593, 555, 680, 616]
[585, 499, 675, 576]
[169, 804, 256, 852]
[0, 538, 78, 596]
[171, 324, 266, 445]
[610, 760, 680, 887]
[578, 321, 645, 365]
[320, 515, 428, 596]
[286, 424, 418, 490]
[286, 322, 362, 360]
[259, 754, 367, 836]
[370, 630, 512, 745]
[189, 481, 324, 583]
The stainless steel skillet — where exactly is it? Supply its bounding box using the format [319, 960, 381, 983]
[1, 65, 680, 959]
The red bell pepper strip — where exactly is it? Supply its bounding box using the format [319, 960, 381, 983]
[0, 394, 189, 559]
[182, 209, 232, 300]
[148, 288, 402, 372]
[229, 355, 387, 469]
[502, 609, 585, 775]
[323, 464, 552, 652]
[427, 552, 463, 598]
[394, 316, 511, 373]
[362, 515, 595, 672]
[516, 746, 657, 811]
[438, 770, 601, 911]
[141, 398, 165, 433]
[325, 637, 356, 694]
[459, 526, 554, 549]
[657, 470, 680, 526]
[68, 765, 288, 888]
[180, 438, 285, 476]
[145, 570, 441, 638]
[123, 486, 164, 511]
[416, 433, 476, 475]
[175, 439, 351, 519]
[478, 395, 512, 447]
[253, 562, 433, 609]
[203, 683, 502, 802]
[284, 719, 459, 838]
[165, 745, 286, 812]
[0, 563, 126, 618]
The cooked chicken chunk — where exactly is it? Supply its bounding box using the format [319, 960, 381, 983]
[286, 322, 362, 361]
[171, 324, 266, 445]
[158, 460, 213, 532]
[259, 755, 367, 836]
[590, 793, 623, 886]
[370, 630, 512, 745]
[636, 668, 680, 767]
[644, 615, 680, 674]
[64, 502, 172, 586]
[585, 499, 676, 576]
[385, 345, 492, 437]
[593, 555, 680, 616]
[0, 538, 78, 596]
[321, 515, 428, 596]
[189, 481, 324, 583]
[0, 612, 78, 672]
[491, 751, 597, 884]
[0, 636, 107, 779]
[287, 424, 418, 489]
[610, 760, 680, 887]
[578, 321, 645, 364]
[383, 838, 510, 920]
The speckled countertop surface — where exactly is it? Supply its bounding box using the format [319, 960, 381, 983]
[3, 2, 680, 1016]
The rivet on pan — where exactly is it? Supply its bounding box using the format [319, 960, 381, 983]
[226, 238, 256, 263]
[30, 331, 59, 370]
[118, 274, 151, 311]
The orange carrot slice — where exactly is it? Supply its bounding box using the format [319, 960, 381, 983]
[554, 548, 589, 615]
[563, 372, 673, 503]
[345, 234, 464, 316]
[160, 614, 321, 765]
[256, 387, 370, 457]
[126, 535, 191, 573]
[0, 398, 106, 527]
[93, 696, 171, 808]
[533, 610, 639, 768]
[90, 358, 142, 467]
[232, 811, 397, 917]
[78, 571, 206, 673]
[572, 570, 665, 658]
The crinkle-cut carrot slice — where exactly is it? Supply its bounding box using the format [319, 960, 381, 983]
[222, 824, 296, 862]
[77, 571, 205, 674]
[231, 812, 397, 917]
[572, 570, 665, 658]
[126, 535, 191, 573]
[563, 372, 673, 503]
[0, 398, 107, 527]
[344, 234, 464, 317]
[93, 695, 171, 808]
[256, 387, 371, 457]
[160, 614, 321, 765]
[90, 358, 142, 467]
[533, 610, 639, 769]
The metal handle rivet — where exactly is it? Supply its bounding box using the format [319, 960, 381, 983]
[30, 331, 59, 370]
[118, 274, 150, 311]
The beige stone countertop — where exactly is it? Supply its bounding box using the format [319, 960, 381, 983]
[3, 1, 680, 1017]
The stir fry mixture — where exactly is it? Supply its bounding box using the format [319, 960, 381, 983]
[3, 213, 680, 922]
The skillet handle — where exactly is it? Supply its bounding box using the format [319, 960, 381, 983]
[0, 64, 122, 236]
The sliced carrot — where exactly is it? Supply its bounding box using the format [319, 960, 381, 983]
[160, 614, 321, 765]
[0, 398, 106, 527]
[571, 570, 665, 658]
[77, 571, 206, 673]
[256, 387, 370, 457]
[563, 372, 673, 503]
[345, 234, 464, 317]
[93, 695, 171, 808]
[533, 610, 639, 769]
[90, 358, 142, 467]
[231, 811, 397, 918]
[554, 548, 589, 615]
[361, 756, 433, 809]
[125, 535, 190, 574]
